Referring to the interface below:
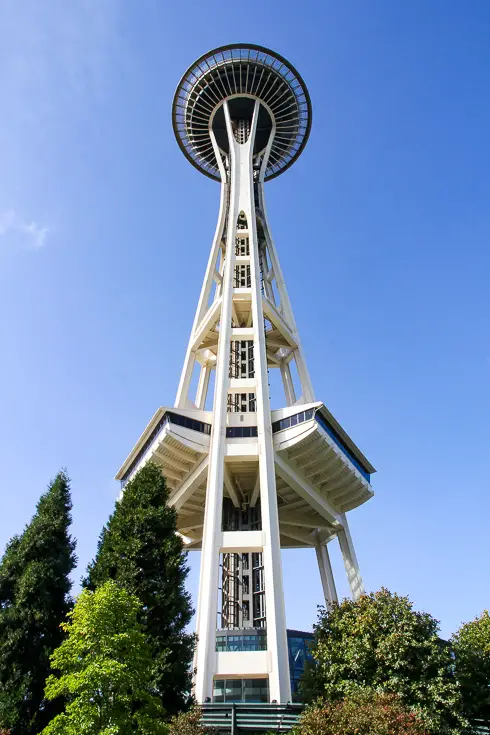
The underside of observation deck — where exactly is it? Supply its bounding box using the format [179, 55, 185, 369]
[172, 44, 312, 181]
[115, 401, 374, 551]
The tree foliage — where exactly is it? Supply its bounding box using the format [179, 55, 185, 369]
[42, 580, 167, 735]
[168, 708, 216, 735]
[296, 689, 428, 735]
[84, 463, 194, 715]
[452, 610, 490, 731]
[0, 471, 76, 735]
[303, 589, 465, 734]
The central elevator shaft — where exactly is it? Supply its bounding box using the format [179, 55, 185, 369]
[191, 100, 290, 703]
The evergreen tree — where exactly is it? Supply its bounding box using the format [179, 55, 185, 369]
[84, 463, 194, 715]
[42, 581, 167, 735]
[0, 471, 77, 735]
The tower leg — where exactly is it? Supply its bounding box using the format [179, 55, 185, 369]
[193, 111, 239, 702]
[280, 362, 296, 407]
[195, 365, 211, 410]
[315, 537, 338, 609]
[338, 514, 365, 600]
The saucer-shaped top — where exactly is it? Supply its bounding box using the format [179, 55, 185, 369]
[172, 44, 312, 181]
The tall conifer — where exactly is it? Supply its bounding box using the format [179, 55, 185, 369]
[84, 462, 195, 715]
[0, 471, 77, 735]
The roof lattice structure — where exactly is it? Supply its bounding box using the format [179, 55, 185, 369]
[172, 44, 312, 181]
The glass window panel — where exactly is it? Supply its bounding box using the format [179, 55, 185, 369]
[289, 636, 306, 672]
[244, 678, 269, 703]
[224, 679, 243, 702]
[213, 679, 225, 703]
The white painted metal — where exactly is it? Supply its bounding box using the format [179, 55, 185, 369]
[193, 106, 240, 702]
[315, 536, 338, 609]
[117, 45, 375, 707]
[338, 513, 365, 600]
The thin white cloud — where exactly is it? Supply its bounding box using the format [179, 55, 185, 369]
[0, 209, 49, 248]
[0, 1, 123, 245]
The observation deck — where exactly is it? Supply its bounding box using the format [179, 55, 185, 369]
[172, 44, 312, 181]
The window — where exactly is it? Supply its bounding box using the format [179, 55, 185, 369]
[244, 678, 269, 703]
[271, 409, 314, 434]
[213, 679, 225, 703]
[224, 679, 242, 702]
[226, 426, 258, 438]
[212, 678, 269, 703]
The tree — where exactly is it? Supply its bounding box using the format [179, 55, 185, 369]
[303, 589, 465, 734]
[84, 463, 194, 715]
[169, 708, 215, 735]
[42, 580, 167, 735]
[452, 610, 490, 731]
[0, 471, 77, 735]
[297, 689, 428, 735]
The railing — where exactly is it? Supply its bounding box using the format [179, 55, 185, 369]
[201, 702, 304, 734]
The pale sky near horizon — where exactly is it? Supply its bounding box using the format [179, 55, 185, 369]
[1, 0, 489, 640]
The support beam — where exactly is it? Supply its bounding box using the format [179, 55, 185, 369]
[315, 536, 338, 610]
[250, 472, 260, 508]
[287, 440, 319, 462]
[164, 442, 201, 465]
[191, 298, 222, 352]
[280, 526, 315, 545]
[177, 513, 204, 530]
[223, 464, 241, 508]
[262, 297, 297, 348]
[278, 508, 328, 529]
[195, 365, 212, 410]
[158, 463, 184, 483]
[337, 513, 365, 600]
[155, 447, 194, 474]
[280, 362, 296, 406]
[169, 455, 209, 510]
[275, 453, 342, 528]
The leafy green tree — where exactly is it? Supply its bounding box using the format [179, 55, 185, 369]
[84, 463, 194, 715]
[452, 610, 490, 731]
[0, 471, 76, 735]
[303, 589, 465, 734]
[42, 580, 167, 735]
[169, 708, 215, 735]
[297, 689, 428, 735]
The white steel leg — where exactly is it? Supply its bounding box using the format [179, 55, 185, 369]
[315, 537, 338, 609]
[193, 108, 239, 702]
[195, 365, 211, 410]
[338, 513, 365, 600]
[280, 362, 296, 407]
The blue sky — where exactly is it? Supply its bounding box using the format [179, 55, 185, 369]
[1, 0, 489, 640]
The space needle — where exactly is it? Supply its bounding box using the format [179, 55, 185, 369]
[116, 44, 375, 704]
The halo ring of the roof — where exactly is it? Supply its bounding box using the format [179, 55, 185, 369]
[172, 44, 312, 182]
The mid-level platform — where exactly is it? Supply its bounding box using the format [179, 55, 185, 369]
[115, 402, 375, 550]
